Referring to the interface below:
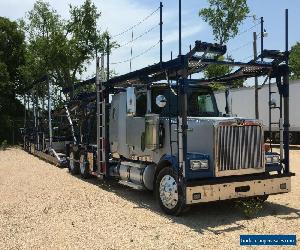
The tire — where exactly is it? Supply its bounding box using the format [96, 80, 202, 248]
[69, 151, 79, 175]
[155, 167, 185, 216]
[274, 132, 280, 143]
[274, 132, 295, 144]
[79, 152, 90, 179]
[289, 132, 295, 145]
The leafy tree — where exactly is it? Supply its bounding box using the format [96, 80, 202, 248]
[0, 17, 26, 144]
[0, 17, 26, 96]
[203, 56, 231, 78]
[199, 0, 250, 89]
[290, 42, 300, 80]
[199, 0, 250, 45]
[22, 0, 114, 99]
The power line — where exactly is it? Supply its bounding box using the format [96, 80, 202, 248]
[111, 41, 160, 65]
[232, 21, 261, 40]
[227, 41, 253, 54]
[237, 54, 253, 62]
[114, 24, 159, 50]
[112, 7, 160, 38]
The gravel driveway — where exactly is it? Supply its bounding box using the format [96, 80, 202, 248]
[0, 148, 299, 249]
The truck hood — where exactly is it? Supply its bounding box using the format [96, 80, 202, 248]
[187, 116, 263, 127]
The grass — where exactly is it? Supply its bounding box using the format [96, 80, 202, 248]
[0, 140, 8, 150]
[235, 197, 265, 218]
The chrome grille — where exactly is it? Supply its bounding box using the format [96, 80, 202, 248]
[216, 125, 264, 171]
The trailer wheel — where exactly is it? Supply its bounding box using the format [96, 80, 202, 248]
[273, 132, 295, 144]
[289, 132, 295, 145]
[79, 152, 90, 179]
[69, 151, 79, 175]
[156, 167, 185, 216]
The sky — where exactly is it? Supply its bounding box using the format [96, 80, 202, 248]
[0, 0, 299, 81]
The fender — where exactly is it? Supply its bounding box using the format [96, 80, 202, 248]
[153, 154, 178, 187]
[158, 154, 178, 171]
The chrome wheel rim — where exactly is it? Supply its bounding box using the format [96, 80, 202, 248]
[69, 152, 75, 170]
[79, 154, 86, 174]
[159, 175, 178, 209]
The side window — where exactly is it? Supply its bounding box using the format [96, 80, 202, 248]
[197, 95, 214, 113]
[136, 92, 147, 117]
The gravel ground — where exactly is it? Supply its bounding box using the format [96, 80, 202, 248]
[0, 148, 299, 250]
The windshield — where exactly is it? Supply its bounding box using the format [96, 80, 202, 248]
[151, 87, 219, 117]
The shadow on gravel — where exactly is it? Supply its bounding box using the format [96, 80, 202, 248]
[73, 174, 300, 234]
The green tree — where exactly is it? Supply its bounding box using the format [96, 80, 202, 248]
[199, 0, 250, 89]
[22, 0, 113, 99]
[203, 56, 231, 91]
[290, 42, 300, 80]
[0, 17, 26, 96]
[0, 17, 26, 144]
[199, 0, 250, 45]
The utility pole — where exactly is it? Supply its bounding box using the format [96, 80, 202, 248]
[253, 31, 259, 119]
[130, 31, 133, 72]
[106, 35, 110, 81]
[160, 2, 163, 65]
[260, 17, 264, 61]
[179, 0, 182, 56]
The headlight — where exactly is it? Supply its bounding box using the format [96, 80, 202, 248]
[190, 159, 209, 170]
[272, 155, 280, 164]
[266, 156, 272, 164]
[265, 155, 280, 164]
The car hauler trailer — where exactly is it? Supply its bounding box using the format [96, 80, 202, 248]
[66, 92, 98, 178]
[22, 76, 70, 167]
[63, 39, 294, 215]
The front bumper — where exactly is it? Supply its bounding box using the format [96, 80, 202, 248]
[186, 174, 292, 205]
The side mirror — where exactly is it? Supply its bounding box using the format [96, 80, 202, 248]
[156, 95, 167, 108]
[126, 87, 136, 115]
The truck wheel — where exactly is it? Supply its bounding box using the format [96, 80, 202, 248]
[156, 167, 185, 216]
[79, 153, 90, 179]
[69, 151, 79, 175]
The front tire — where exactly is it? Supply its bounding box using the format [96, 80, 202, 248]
[69, 151, 79, 175]
[79, 152, 90, 179]
[156, 167, 185, 216]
